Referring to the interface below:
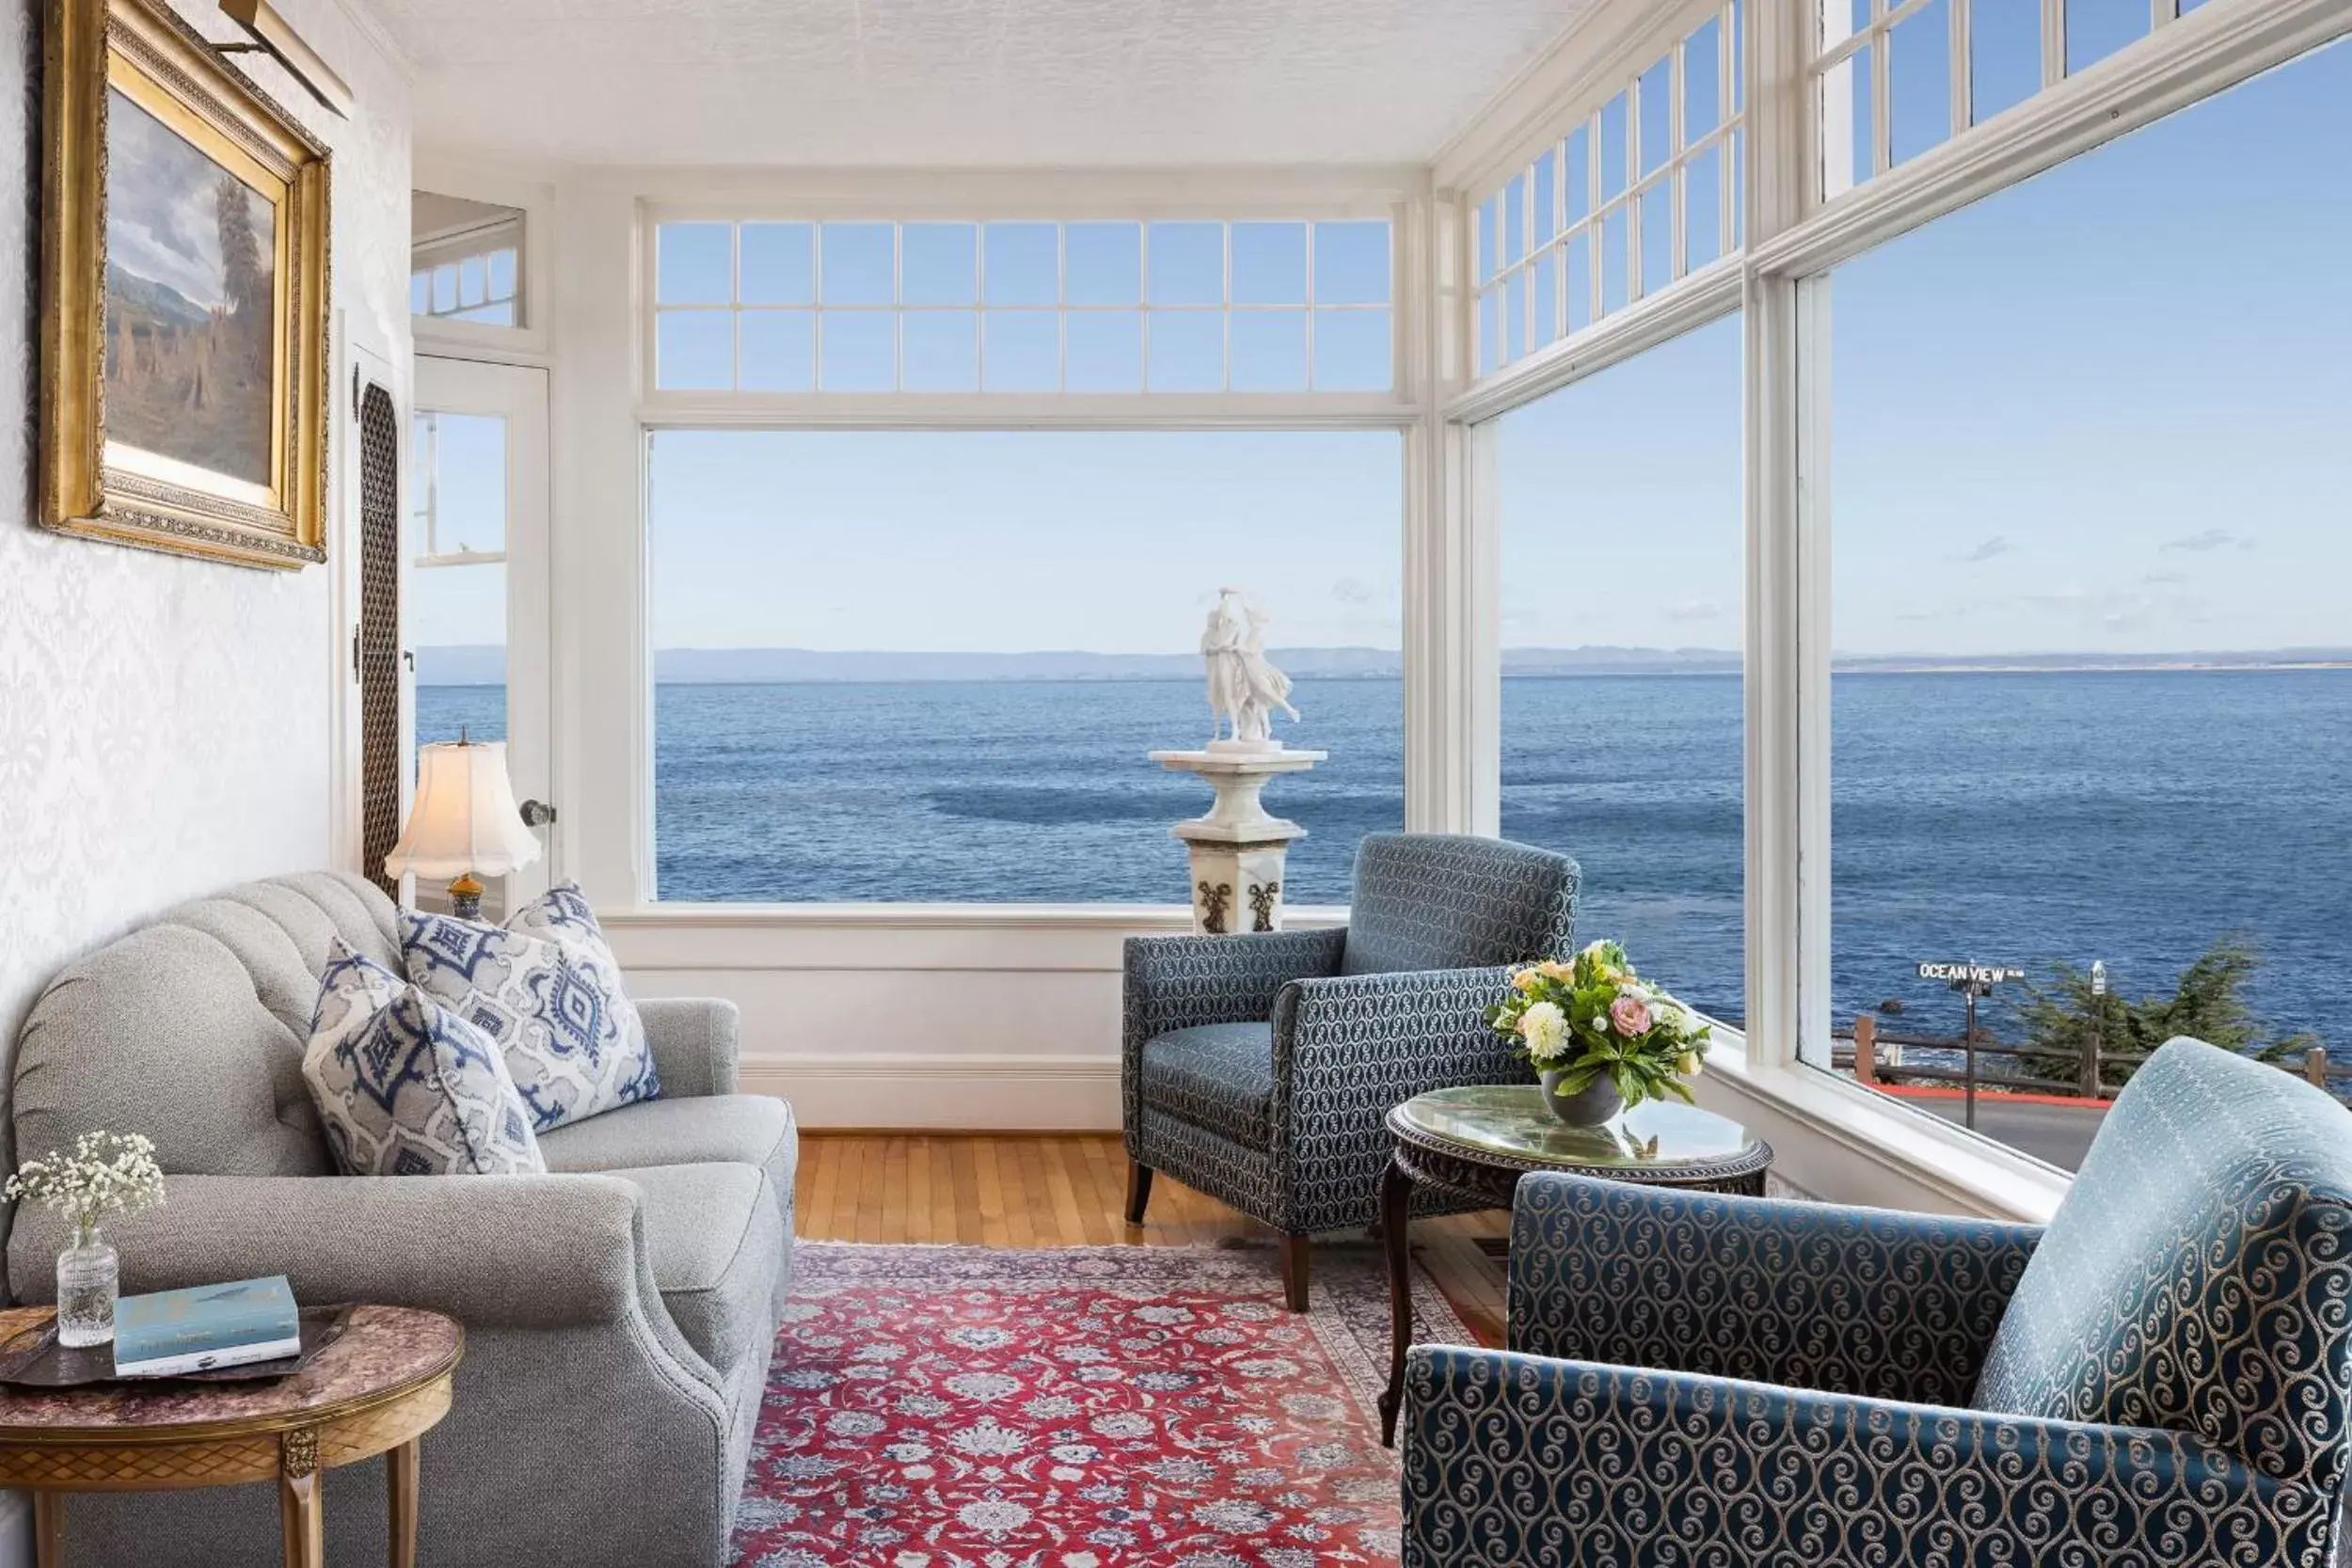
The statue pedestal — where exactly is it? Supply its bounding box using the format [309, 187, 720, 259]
[1149, 745, 1327, 934]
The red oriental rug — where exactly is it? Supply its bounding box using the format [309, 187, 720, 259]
[729, 1241, 1479, 1567]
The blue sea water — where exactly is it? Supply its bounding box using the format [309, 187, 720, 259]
[420, 668, 2352, 1055]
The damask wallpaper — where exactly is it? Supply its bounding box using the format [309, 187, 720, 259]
[0, 0, 411, 1115]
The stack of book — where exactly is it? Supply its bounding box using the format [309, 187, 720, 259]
[113, 1276, 301, 1377]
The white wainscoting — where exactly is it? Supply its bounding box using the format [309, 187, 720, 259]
[603, 906, 1346, 1130]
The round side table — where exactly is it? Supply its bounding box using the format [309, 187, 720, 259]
[0, 1303, 463, 1568]
[1376, 1085, 1772, 1445]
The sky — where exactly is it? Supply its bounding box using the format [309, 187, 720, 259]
[106, 88, 274, 311]
[415, 30, 2350, 661]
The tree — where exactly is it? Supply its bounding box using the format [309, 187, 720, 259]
[2015, 936, 2320, 1091]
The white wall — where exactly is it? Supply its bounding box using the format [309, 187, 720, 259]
[0, 1, 411, 1101]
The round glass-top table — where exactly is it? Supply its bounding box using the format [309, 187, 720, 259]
[1375, 1085, 1772, 1444]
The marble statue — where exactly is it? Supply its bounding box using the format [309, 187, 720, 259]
[1200, 589, 1299, 749]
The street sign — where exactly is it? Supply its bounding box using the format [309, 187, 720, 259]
[1915, 961, 2026, 986]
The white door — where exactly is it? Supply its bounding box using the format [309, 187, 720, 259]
[405, 356, 553, 915]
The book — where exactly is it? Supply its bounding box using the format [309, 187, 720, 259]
[112, 1276, 301, 1378]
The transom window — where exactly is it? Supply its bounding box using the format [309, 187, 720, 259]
[649, 218, 1395, 395]
[1472, 3, 1745, 377]
[1814, 0, 2209, 200]
[411, 191, 524, 326]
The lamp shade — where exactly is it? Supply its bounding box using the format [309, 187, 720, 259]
[384, 740, 543, 881]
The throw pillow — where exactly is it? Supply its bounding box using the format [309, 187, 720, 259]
[401, 882, 660, 1132]
[304, 938, 546, 1177]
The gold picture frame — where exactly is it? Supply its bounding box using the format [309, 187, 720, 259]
[40, 0, 331, 570]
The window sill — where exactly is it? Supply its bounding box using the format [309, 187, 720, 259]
[600, 902, 1350, 931]
[1694, 1030, 2071, 1225]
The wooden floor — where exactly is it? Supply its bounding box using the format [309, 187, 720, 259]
[794, 1132, 1511, 1346]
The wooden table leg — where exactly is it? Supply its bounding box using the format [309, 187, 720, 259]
[387, 1437, 421, 1568]
[279, 1428, 324, 1568]
[32, 1492, 62, 1568]
[1376, 1152, 1415, 1448]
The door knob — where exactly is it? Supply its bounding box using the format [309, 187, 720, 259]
[519, 800, 556, 827]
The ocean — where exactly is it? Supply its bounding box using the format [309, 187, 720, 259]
[420, 667, 2351, 1057]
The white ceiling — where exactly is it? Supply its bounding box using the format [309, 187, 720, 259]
[367, 0, 1595, 168]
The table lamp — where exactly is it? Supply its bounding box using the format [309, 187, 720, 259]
[384, 736, 542, 920]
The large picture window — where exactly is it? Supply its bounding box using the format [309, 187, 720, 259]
[1806, 38, 2351, 1169]
[646, 430, 1405, 902]
[1495, 315, 1745, 1024]
[649, 218, 1394, 395]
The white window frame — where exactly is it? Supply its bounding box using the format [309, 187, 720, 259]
[598, 170, 1463, 920]
[411, 150, 556, 360]
[1433, 0, 2348, 1219]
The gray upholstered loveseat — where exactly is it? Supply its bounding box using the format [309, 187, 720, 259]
[3, 872, 793, 1568]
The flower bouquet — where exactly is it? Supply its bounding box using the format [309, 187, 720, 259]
[5, 1132, 165, 1347]
[1487, 941, 1712, 1125]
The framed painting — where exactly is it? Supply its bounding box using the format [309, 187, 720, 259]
[40, 0, 331, 569]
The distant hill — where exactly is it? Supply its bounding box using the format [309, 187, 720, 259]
[106, 263, 210, 332]
[409, 643, 2352, 687]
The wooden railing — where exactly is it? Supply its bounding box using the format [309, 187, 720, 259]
[1833, 1015, 2344, 1129]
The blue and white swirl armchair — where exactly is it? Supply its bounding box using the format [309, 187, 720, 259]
[1403, 1037, 2352, 1567]
[1122, 832, 1580, 1311]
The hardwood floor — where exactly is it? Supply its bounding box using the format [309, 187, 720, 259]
[794, 1132, 1511, 1346]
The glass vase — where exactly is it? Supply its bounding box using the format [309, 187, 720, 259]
[56, 1221, 119, 1349]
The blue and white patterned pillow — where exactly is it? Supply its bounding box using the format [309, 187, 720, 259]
[400, 882, 660, 1133]
[303, 939, 546, 1177]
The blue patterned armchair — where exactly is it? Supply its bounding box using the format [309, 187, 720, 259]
[1122, 832, 1579, 1310]
[1402, 1037, 2352, 1567]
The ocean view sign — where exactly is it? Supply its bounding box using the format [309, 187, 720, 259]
[1915, 962, 2026, 989]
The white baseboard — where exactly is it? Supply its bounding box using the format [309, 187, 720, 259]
[741, 1053, 1120, 1132]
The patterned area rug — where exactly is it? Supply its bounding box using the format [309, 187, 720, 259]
[730, 1240, 1478, 1567]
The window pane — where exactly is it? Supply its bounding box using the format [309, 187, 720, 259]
[1600, 207, 1629, 315]
[414, 412, 508, 555]
[1476, 197, 1500, 283]
[1640, 182, 1675, 295]
[1600, 94, 1630, 201]
[1687, 18, 1724, 140]
[1534, 150, 1559, 244]
[458, 254, 485, 307]
[646, 431, 1406, 902]
[1687, 143, 1724, 270]
[982, 310, 1058, 391]
[1533, 249, 1559, 347]
[658, 222, 732, 305]
[658, 311, 733, 389]
[1477, 288, 1501, 377]
[432, 264, 456, 313]
[984, 222, 1058, 306]
[1148, 222, 1224, 306]
[740, 223, 815, 305]
[900, 223, 977, 307]
[900, 310, 978, 391]
[1066, 311, 1142, 391]
[1065, 222, 1142, 306]
[1971, 0, 2043, 124]
[1565, 126, 1594, 225]
[1890, 0, 1953, 166]
[739, 311, 814, 392]
[1230, 309, 1307, 391]
[1565, 230, 1593, 334]
[1501, 268, 1524, 364]
[488, 248, 516, 301]
[1232, 222, 1308, 306]
[820, 222, 893, 306]
[818, 310, 894, 391]
[1498, 315, 1745, 1025]
[1812, 38, 2352, 1171]
[1639, 57, 1673, 175]
[1147, 310, 1223, 390]
[1313, 221, 1390, 306]
[1502, 174, 1528, 266]
[2067, 0, 2149, 75]
[1311, 309, 1391, 391]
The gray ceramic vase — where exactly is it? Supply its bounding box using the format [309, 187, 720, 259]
[1539, 1069, 1625, 1126]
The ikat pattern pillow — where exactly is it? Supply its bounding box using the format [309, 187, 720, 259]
[400, 882, 660, 1133]
[303, 939, 546, 1177]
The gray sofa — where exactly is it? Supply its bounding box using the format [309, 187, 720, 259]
[3, 872, 793, 1568]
